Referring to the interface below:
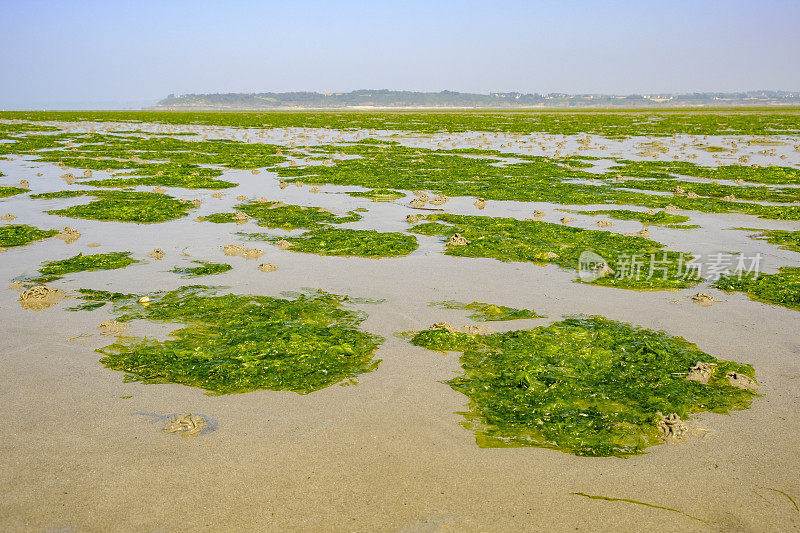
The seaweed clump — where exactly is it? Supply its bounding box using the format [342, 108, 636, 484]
[0, 224, 58, 248]
[715, 267, 800, 311]
[37, 252, 139, 281]
[272, 228, 418, 258]
[409, 213, 699, 290]
[31, 190, 195, 223]
[430, 301, 545, 321]
[738, 228, 800, 254]
[204, 200, 361, 230]
[73, 286, 383, 394]
[410, 316, 758, 457]
[171, 261, 233, 278]
[0, 186, 27, 199]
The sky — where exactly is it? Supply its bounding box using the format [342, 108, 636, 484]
[1, 0, 798, 109]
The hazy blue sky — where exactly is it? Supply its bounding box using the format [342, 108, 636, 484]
[1, 0, 798, 109]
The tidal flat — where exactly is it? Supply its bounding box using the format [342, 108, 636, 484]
[1, 110, 799, 531]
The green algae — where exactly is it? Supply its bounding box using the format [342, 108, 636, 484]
[715, 267, 800, 311]
[32, 190, 195, 223]
[4, 109, 800, 136]
[275, 228, 418, 258]
[347, 188, 406, 201]
[570, 493, 706, 524]
[430, 301, 545, 321]
[82, 163, 235, 189]
[37, 252, 138, 280]
[610, 159, 800, 185]
[0, 224, 58, 247]
[574, 209, 694, 228]
[73, 285, 383, 394]
[0, 186, 27, 198]
[204, 200, 361, 230]
[409, 214, 699, 290]
[171, 261, 233, 278]
[737, 228, 800, 253]
[410, 316, 758, 457]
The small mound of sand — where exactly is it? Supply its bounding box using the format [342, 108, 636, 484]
[251, 169, 260, 175]
[686, 362, 717, 384]
[430, 195, 449, 206]
[657, 413, 688, 440]
[462, 324, 491, 335]
[224, 244, 247, 256]
[54, 227, 81, 244]
[627, 228, 650, 238]
[560, 216, 576, 224]
[236, 195, 249, 201]
[18, 180, 30, 188]
[148, 248, 165, 260]
[233, 212, 250, 225]
[533, 210, 545, 218]
[665, 205, 679, 211]
[721, 195, 737, 202]
[430, 322, 458, 333]
[279, 181, 289, 189]
[191, 199, 202, 208]
[447, 233, 470, 246]
[258, 263, 278, 272]
[309, 186, 320, 194]
[406, 214, 419, 224]
[673, 186, 686, 196]
[162, 414, 206, 438]
[98, 320, 128, 336]
[409, 198, 427, 208]
[645, 209, 657, 215]
[691, 292, 720, 307]
[60, 173, 76, 185]
[87, 242, 100, 248]
[211, 192, 224, 199]
[726, 371, 758, 390]
[152, 186, 166, 194]
[295, 181, 304, 188]
[18, 286, 66, 311]
[473, 198, 487, 210]
[1, 213, 17, 222]
[275, 239, 293, 250]
[241, 248, 264, 259]
[686, 191, 700, 199]
[596, 219, 614, 228]
[538, 251, 559, 260]
[414, 192, 430, 202]
[83, 169, 92, 178]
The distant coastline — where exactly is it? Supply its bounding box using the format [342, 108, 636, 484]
[149, 89, 800, 110]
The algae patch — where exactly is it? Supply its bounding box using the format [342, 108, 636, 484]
[0, 224, 58, 248]
[270, 228, 418, 258]
[73, 286, 383, 394]
[430, 301, 545, 321]
[715, 267, 800, 311]
[171, 261, 233, 278]
[36, 252, 138, 281]
[409, 316, 758, 457]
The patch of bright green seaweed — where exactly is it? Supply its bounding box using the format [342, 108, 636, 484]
[36, 252, 138, 281]
[410, 316, 758, 456]
[430, 300, 545, 321]
[73, 285, 383, 394]
[275, 228, 418, 258]
[409, 213, 699, 290]
[715, 267, 800, 311]
[31, 190, 195, 223]
[170, 261, 233, 278]
[0, 224, 58, 248]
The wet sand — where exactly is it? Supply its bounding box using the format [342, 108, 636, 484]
[1, 123, 799, 531]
